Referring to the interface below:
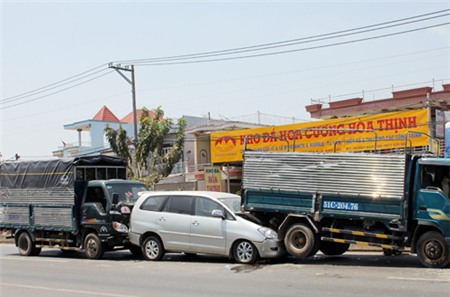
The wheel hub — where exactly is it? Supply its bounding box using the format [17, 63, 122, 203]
[145, 241, 159, 258]
[237, 242, 253, 261]
[293, 233, 306, 248]
[424, 240, 443, 260]
[87, 240, 96, 252]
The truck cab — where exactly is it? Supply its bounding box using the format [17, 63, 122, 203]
[0, 155, 150, 260]
[411, 157, 450, 267]
[81, 180, 149, 258]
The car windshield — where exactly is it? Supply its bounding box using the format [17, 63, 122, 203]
[217, 196, 241, 213]
[106, 183, 149, 203]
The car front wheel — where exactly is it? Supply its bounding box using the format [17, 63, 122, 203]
[233, 240, 258, 264]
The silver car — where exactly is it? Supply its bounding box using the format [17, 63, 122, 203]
[129, 191, 284, 264]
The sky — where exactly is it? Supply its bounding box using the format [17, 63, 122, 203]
[1, 0, 449, 160]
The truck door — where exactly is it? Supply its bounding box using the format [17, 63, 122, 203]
[415, 164, 450, 233]
[82, 186, 108, 222]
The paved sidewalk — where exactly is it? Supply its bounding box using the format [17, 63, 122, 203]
[0, 231, 14, 244]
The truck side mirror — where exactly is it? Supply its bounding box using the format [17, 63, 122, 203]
[112, 192, 119, 205]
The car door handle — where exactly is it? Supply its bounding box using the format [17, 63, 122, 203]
[158, 217, 166, 222]
[419, 205, 427, 211]
[192, 221, 199, 226]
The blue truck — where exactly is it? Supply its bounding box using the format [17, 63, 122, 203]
[0, 155, 148, 259]
[241, 151, 450, 268]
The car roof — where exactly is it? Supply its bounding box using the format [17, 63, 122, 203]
[140, 191, 239, 200]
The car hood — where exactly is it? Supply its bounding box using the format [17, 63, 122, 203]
[231, 214, 278, 242]
[235, 211, 263, 225]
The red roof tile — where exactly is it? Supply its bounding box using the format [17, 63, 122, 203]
[92, 106, 120, 122]
[121, 109, 156, 124]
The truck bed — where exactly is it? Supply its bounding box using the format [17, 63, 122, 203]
[242, 151, 407, 221]
[0, 188, 76, 231]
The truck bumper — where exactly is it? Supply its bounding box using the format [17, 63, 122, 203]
[253, 239, 285, 259]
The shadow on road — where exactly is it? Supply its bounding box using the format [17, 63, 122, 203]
[4, 244, 424, 269]
[285, 252, 423, 268]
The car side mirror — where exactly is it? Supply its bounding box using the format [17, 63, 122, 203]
[112, 192, 119, 205]
[212, 209, 225, 219]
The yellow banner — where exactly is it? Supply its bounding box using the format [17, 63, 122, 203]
[211, 109, 429, 163]
[204, 166, 222, 192]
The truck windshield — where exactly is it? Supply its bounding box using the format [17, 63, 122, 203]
[106, 183, 149, 203]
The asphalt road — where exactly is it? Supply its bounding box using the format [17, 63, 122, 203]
[1, 243, 449, 297]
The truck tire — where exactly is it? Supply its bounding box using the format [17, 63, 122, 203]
[84, 233, 105, 259]
[284, 223, 316, 259]
[319, 241, 350, 256]
[417, 231, 449, 268]
[17, 232, 41, 256]
[142, 236, 164, 261]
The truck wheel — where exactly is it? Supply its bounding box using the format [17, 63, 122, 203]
[417, 231, 449, 268]
[17, 232, 41, 256]
[233, 240, 259, 264]
[284, 224, 316, 259]
[84, 233, 104, 259]
[142, 236, 164, 261]
[319, 241, 350, 256]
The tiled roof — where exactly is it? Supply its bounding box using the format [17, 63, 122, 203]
[92, 106, 120, 122]
[121, 109, 156, 123]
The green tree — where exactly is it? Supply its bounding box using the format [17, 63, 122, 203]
[104, 106, 186, 187]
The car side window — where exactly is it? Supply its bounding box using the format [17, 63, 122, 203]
[140, 196, 167, 211]
[162, 196, 194, 215]
[195, 197, 223, 217]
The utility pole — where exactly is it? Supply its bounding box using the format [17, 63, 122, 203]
[108, 63, 138, 146]
[426, 92, 435, 154]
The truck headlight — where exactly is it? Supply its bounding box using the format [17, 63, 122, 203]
[112, 222, 129, 233]
[120, 205, 131, 214]
[258, 227, 278, 240]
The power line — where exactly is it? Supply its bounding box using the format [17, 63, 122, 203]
[114, 9, 450, 65]
[131, 22, 450, 66]
[137, 47, 448, 94]
[1, 67, 111, 105]
[1, 63, 109, 103]
[1, 90, 131, 124]
[5, 48, 446, 124]
[4, 9, 449, 109]
[1, 70, 115, 110]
